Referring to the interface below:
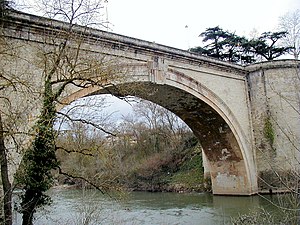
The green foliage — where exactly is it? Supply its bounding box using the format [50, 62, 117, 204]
[250, 31, 292, 60]
[169, 146, 204, 192]
[125, 135, 205, 192]
[16, 78, 59, 223]
[191, 26, 291, 63]
[198, 26, 229, 59]
[264, 117, 275, 145]
[190, 26, 256, 64]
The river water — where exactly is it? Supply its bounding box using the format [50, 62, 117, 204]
[13, 189, 290, 225]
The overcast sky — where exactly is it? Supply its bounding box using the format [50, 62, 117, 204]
[21, 0, 300, 50]
[107, 0, 300, 50]
[19, 0, 300, 118]
[93, 0, 300, 116]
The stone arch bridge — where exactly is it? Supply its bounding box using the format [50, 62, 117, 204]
[1, 11, 299, 195]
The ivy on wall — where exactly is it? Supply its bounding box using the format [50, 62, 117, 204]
[264, 116, 275, 146]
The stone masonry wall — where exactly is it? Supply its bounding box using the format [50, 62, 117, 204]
[247, 60, 300, 192]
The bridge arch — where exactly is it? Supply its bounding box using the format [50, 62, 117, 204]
[59, 67, 258, 195]
[3, 11, 299, 196]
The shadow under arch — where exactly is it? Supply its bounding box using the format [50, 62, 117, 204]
[59, 70, 258, 195]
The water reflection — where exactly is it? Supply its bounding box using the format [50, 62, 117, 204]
[13, 189, 294, 225]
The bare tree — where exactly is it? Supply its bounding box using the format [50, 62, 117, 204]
[0, 2, 12, 224]
[1, 1, 127, 224]
[0, 34, 12, 225]
[0, 3, 32, 222]
[278, 9, 300, 59]
[133, 99, 188, 134]
[0, 115, 12, 225]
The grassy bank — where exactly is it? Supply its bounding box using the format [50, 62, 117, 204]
[124, 140, 210, 193]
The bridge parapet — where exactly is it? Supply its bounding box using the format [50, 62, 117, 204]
[1, 11, 299, 195]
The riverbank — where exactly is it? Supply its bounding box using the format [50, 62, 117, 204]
[55, 141, 211, 194]
[55, 133, 212, 194]
[127, 148, 210, 193]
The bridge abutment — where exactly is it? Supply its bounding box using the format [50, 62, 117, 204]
[247, 60, 300, 193]
[209, 160, 252, 195]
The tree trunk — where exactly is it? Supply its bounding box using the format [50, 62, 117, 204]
[19, 77, 58, 225]
[21, 189, 41, 225]
[0, 113, 12, 225]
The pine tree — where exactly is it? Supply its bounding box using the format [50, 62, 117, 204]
[250, 31, 292, 60]
[190, 27, 291, 63]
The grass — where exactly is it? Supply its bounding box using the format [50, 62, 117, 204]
[167, 145, 205, 192]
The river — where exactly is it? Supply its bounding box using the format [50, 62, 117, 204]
[13, 189, 292, 225]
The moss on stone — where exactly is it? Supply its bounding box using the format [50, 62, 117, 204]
[264, 117, 275, 145]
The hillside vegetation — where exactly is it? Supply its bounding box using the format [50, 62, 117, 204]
[55, 99, 209, 193]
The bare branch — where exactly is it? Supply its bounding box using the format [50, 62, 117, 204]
[56, 146, 95, 156]
[58, 166, 105, 194]
[56, 111, 116, 136]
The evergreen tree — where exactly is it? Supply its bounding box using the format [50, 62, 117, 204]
[191, 27, 291, 64]
[198, 26, 230, 59]
[190, 26, 255, 64]
[250, 31, 292, 60]
[17, 77, 59, 225]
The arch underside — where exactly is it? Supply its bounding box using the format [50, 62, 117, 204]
[61, 79, 257, 195]
[85, 81, 256, 195]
